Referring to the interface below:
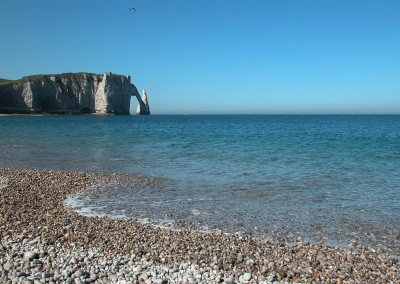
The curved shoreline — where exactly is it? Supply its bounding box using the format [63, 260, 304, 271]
[0, 168, 399, 283]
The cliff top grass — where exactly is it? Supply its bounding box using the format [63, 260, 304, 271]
[0, 73, 103, 87]
[21, 72, 102, 83]
[0, 78, 12, 86]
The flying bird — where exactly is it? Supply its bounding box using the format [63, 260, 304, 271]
[129, 7, 136, 11]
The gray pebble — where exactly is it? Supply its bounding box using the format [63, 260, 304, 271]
[24, 251, 39, 261]
[90, 273, 98, 281]
[53, 272, 62, 280]
[134, 265, 143, 273]
[108, 273, 117, 281]
[74, 269, 84, 278]
[3, 262, 13, 271]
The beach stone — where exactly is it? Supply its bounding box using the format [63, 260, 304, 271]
[246, 259, 254, 266]
[242, 272, 252, 281]
[63, 270, 72, 278]
[108, 274, 117, 282]
[181, 263, 189, 270]
[24, 251, 39, 261]
[42, 272, 51, 279]
[74, 269, 84, 278]
[53, 272, 62, 280]
[134, 265, 143, 273]
[89, 273, 98, 281]
[140, 272, 148, 280]
[267, 274, 276, 282]
[3, 262, 13, 271]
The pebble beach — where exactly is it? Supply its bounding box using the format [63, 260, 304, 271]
[0, 168, 399, 284]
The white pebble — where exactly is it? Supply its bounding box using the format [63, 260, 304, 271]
[242, 272, 252, 281]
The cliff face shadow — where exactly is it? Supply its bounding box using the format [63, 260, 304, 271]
[37, 92, 62, 113]
[80, 107, 92, 114]
[0, 85, 31, 114]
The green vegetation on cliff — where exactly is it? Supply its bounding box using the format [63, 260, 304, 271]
[21, 72, 100, 81]
[0, 73, 102, 87]
[0, 78, 13, 86]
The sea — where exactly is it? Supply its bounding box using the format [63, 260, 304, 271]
[1, 115, 399, 253]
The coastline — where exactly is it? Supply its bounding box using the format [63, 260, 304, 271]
[0, 168, 398, 283]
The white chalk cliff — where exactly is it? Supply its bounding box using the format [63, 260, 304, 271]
[0, 72, 150, 115]
[136, 89, 150, 115]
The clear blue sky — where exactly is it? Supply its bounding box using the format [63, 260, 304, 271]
[1, 0, 399, 114]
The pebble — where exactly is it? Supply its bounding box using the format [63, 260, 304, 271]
[108, 273, 117, 281]
[0, 168, 399, 284]
[134, 265, 143, 273]
[74, 269, 84, 278]
[242, 272, 252, 281]
[24, 251, 39, 261]
[3, 262, 13, 271]
[89, 273, 98, 281]
[140, 272, 148, 280]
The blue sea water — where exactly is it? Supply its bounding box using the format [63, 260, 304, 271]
[1, 115, 399, 252]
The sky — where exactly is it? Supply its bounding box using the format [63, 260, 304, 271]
[1, 0, 399, 114]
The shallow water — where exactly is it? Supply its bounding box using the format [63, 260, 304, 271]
[1, 115, 400, 252]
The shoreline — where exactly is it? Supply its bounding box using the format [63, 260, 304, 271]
[0, 168, 399, 283]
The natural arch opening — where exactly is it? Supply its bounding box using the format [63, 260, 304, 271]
[129, 96, 136, 115]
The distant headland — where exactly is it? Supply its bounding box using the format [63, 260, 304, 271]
[0, 72, 150, 115]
